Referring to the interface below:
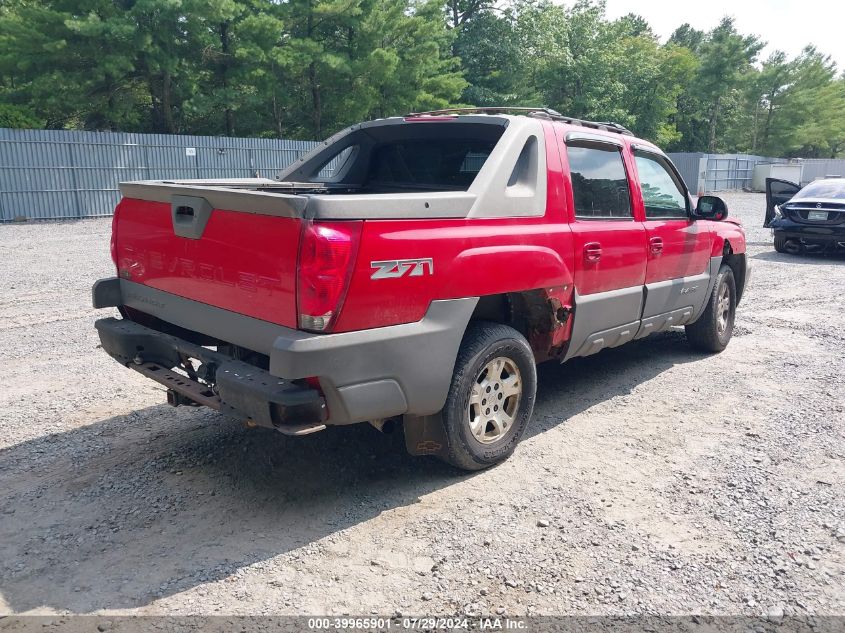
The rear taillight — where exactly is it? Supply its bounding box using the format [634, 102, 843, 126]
[296, 220, 362, 332]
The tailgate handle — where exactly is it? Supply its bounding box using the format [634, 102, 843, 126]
[171, 195, 213, 240]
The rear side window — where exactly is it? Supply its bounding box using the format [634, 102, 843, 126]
[634, 152, 689, 219]
[317, 146, 357, 179]
[367, 139, 495, 190]
[566, 144, 632, 219]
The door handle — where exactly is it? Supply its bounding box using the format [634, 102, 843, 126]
[649, 236, 664, 256]
[584, 242, 602, 263]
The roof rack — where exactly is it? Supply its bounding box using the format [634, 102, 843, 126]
[406, 106, 634, 136]
[408, 106, 563, 117]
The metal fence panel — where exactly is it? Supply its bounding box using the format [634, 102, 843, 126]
[666, 152, 705, 194]
[702, 154, 772, 192]
[0, 128, 321, 221]
[668, 152, 794, 193]
[798, 159, 845, 184]
[8, 128, 845, 222]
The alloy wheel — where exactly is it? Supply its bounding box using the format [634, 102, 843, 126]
[468, 357, 522, 444]
[716, 281, 731, 335]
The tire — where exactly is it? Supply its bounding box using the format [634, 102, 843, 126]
[685, 264, 736, 353]
[773, 234, 788, 253]
[438, 322, 537, 471]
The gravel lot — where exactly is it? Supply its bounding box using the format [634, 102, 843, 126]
[0, 192, 843, 617]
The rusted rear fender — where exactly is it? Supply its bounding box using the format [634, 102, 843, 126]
[440, 245, 573, 297]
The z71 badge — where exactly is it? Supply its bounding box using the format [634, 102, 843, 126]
[370, 258, 434, 279]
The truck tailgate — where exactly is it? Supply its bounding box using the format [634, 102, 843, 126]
[115, 196, 301, 328]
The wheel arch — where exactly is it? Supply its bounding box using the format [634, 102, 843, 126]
[467, 287, 573, 362]
[721, 240, 748, 305]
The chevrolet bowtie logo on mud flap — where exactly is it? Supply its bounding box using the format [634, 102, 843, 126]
[370, 258, 434, 279]
[415, 440, 443, 454]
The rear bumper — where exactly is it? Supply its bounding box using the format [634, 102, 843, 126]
[93, 277, 477, 425]
[95, 317, 328, 432]
[771, 220, 845, 249]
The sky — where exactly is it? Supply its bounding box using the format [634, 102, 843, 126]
[600, 0, 845, 69]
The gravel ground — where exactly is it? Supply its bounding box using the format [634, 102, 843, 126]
[0, 192, 843, 617]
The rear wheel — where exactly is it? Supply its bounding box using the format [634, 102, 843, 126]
[439, 322, 536, 471]
[685, 265, 736, 353]
[773, 234, 788, 253]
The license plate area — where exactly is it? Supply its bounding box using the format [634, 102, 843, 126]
[808, 210, 828, 221]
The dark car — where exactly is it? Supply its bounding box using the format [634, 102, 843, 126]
[765, 177, 845, 254]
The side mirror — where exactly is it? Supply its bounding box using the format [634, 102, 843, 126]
[693, 195, 729, 221]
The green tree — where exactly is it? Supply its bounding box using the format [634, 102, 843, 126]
[512, 0, 567, 107]
[1, 0, 843, 156]
[751, 51, 791, 154]
[0, 0, 139, 129]
[184, 0, 250, 136]
[772, 48, 845, 157]
[453, 9, 525, 106]
[620, 40, 698, 146]
[444, 0, 495, 30]
[452, 0, 559, 107]
[0, 0, 200, 133]
[278, 0, 463, 139]
[696, 17, 763, 152]
[226, 3, 291, 137]
[0, 103, 42, 128]
[534, 0, 626, 121]
[668, 23, 704, 52]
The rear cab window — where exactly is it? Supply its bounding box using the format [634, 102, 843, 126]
[291, 120, 507, 193]
[367, 139, 495, 191]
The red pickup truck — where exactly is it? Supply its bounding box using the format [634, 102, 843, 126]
[92, 108, 748, 471]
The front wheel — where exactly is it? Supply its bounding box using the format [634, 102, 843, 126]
[438, 322, 537, 471]
[685, 264, 736, 353]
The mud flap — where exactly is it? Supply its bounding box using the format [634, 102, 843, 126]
[403, 413, 450, 459]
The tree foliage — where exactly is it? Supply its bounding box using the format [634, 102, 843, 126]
[0, 0, 464, 138]
[1, 0, 844, 156]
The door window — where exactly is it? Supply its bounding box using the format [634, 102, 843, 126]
[634, 153, 689, 219]
[566, 144, 632, 219]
